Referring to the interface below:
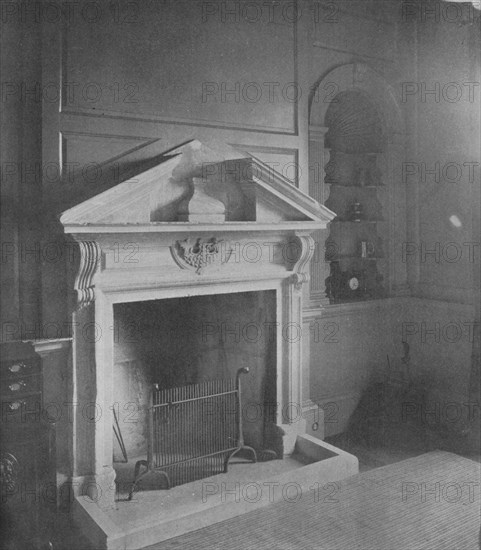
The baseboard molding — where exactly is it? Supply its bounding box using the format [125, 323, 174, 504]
[313, 393, 362, 437]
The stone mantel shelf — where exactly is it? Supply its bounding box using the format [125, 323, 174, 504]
[3, 338, 72, 356]
[62, 222, 323, 233]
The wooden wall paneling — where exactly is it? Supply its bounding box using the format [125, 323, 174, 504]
[60, 112, 303, 149]
[60, 0, 298, 134]
[41, 19, 67, 332]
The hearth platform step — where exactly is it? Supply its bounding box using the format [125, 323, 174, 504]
[73, 435, 358, 550]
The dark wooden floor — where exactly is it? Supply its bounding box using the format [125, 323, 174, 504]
[146, 451, 481, 550]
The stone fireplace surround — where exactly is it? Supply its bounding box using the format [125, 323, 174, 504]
[60, 140, 357, 547]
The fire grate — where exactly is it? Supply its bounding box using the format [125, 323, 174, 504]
[128, 367, 256, 499]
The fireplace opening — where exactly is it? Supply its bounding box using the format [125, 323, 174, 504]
[112, 290, 278, 496]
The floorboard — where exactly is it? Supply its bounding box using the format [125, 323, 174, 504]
[144, 451, 481, 550]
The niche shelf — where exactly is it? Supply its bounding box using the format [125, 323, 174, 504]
[324, 151, 386, 304]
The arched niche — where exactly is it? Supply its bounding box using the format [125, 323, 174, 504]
[309, 63, 402, 135]
[308, 63, 407, 305]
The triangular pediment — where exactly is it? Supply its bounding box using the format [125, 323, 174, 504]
[60, 140, 335, 230]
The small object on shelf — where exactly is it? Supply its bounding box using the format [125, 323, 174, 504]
[348, 275, 360, 290]
[324, 155, 338, 184]
[324, 150, 358, 185]
[325, 240, 339, 262]
[366, 153, 383, 187]
[325, 264, 366, 302]
[359, 240, 376, 258]
[349, 201, 364, 222]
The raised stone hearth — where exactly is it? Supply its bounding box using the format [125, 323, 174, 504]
[75, 436, 358, 550]
[60, 140, 357, 548]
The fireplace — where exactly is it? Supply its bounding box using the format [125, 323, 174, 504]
[112, 291, 277, 465]
[111, 291, 281, 496]
[60, 140, 350, 547]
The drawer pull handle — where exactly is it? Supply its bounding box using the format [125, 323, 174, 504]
[8, 362, 28, 373]
[8, 381, 27, 392]
[8, 401, 25, 411]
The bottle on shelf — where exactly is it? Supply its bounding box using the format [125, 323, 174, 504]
[349, 201, 364, 222]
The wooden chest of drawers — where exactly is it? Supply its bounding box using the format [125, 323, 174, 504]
[1, 342, 56, 549]
[1, 343, 43, 424]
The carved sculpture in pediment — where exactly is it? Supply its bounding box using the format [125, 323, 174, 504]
[171, 237, 225, 275]
[177, 177, 226, 223]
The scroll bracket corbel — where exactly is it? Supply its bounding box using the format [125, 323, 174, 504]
[74, 241, 101, 308]
[291, 234, 316, 291]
